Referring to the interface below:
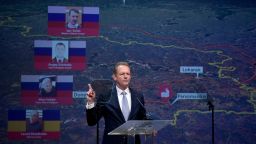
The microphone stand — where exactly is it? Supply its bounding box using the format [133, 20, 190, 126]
[96, 105, 99, 144]
[207, 100, 214, 144]
[91, 79, 113, 144]
[95, 102, 106, 144]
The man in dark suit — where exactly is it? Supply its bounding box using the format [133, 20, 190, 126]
[52, 42, 69, 63]
[86, 62, 148, 144]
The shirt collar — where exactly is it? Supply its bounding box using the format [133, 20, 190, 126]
[116, 85, 129, 95]
[57, 58, 63, 61]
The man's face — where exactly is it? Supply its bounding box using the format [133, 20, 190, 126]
[55, 44, 66, 58]
[113, 65, 131, 90]
[44, 78, 53, 93]
[31, 113, 39, 124]
[69, 10, 79, 25]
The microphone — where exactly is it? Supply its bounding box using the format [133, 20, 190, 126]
[136, 97, 145, 109]
[206, 94, 214, 111]
[136, 97, 154, 120]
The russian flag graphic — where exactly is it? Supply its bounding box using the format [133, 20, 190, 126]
[34, 40, 86, 70]
[48, 6, 99, 36]
[21, 75, 73, 105]
[8, 109, 60, 140]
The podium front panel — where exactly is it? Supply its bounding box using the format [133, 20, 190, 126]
[108, 120, 171, 136]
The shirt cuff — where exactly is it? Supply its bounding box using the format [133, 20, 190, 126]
[86, 102, 95, 109]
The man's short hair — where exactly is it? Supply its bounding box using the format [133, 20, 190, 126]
[55, 42, 65, 48]
[68, 9, 80, 15]
[113, 62, 130, 75]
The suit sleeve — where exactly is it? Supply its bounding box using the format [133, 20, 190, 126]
[86, 92, 110, 126]
[86, 104, 103, 126]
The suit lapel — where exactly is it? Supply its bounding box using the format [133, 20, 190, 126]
[128, 88, 139, 120]
[107, 87, 140, 121]
[108, 87, 126, 122]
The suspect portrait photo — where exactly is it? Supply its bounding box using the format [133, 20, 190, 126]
[38, 76, 56, 97]
[52, 41, 69, 63]
[66, 7, 82, 29]
[26, 110, 43, 132]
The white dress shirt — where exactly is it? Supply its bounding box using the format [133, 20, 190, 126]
[116, 86, 131, 112]
[86, 86, 132, 111]
[67, 23, 80, 29]
[57, 58, 64, 63]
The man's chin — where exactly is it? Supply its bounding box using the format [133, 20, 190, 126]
[121, 83, 129, 88]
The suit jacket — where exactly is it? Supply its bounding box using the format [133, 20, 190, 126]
[86, 86, 147, 144]
[52, 57, 69, 63]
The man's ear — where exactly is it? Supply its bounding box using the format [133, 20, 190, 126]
[112, 74, 116, 81]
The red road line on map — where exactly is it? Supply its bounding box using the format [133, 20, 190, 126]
[133, 76, 194, 90]
[107, 25, 256, 84]
[136, 76, 194, 88]
[172, 76, 194, 84]
[145, 100, 173, 108]
[241, 70, 256, 84]
[117, 25, 256, 64]
[109, 25, 256, 67]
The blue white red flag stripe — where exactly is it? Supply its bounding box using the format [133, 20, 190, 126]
[21, 91, 72, 97]
[34, 40, 86, 70]
[34, 56, 85, 62]
[34, 48, 86, 56]
[21, 82, 38, 90]
[48, 6, 99, 36]
[48, 22, 99, 29]
[48, 6, 99, 14]
[48, 13, 99, 22]
[82, 7, 99, 14]
[34, 40, 86, 48]
[56, 75, 73, 82]
[21, 83, 72, 90]
[21, 75, 73, 82]
[21, 75, 73, 105]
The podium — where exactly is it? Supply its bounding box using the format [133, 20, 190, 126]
[108, 120, 171, 144]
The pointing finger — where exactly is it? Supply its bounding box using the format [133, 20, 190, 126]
[88, 84, 93, 90]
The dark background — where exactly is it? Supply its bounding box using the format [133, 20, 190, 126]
[0, 0, 256, 143]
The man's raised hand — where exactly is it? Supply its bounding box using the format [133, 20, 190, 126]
[86, 84, 95, 104]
